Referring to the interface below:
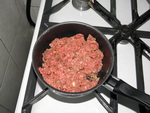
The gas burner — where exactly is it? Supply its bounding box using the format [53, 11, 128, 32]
[72, 0, 91, 11]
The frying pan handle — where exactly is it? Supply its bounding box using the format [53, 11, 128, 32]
[103, 75, 150, 108]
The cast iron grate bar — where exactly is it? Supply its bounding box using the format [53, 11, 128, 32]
[22, 67, 38, 113]
[109, 38, 118, 113]
[91, 0, 150, 113]
[109, 0, 118, 113]
[129, 9, 150, 30]
[89, 0, 121, 28]
[131, 34, 149, 113]
[108, 1, 150, 112]
[94, 90, 114, 113]
[131, 0, 139, 21]
[22, 87, 49, 111]
[128, 6, 149, 112]
[136, 30, 150, 39]
[110, 0, 116, 17]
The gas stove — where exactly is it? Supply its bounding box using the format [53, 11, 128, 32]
[15, 0, 150, 113]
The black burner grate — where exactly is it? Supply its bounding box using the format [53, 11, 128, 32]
[22, 0, 150, 113]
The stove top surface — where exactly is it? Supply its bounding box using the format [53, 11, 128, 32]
[15, 0, 150, 113]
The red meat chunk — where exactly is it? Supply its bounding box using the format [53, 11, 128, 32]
[39, 34, 104, 92]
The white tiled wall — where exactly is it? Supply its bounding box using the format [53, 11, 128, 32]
[0, 0, 37, 112]
[0, 40, 9, 88]
[0, 2, 21, 52]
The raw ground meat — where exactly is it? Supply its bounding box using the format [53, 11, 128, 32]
[39, 34, 104, 92]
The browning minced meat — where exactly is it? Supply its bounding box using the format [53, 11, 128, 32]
[39, 34, 104, 92]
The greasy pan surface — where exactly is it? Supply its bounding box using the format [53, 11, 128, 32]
[32, 22, 114, 97]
